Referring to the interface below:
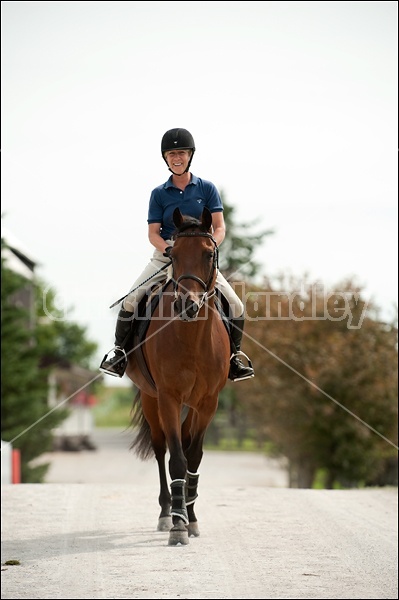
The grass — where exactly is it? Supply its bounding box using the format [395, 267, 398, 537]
[93, 385, 134, 428]
[93, 386, 273, 454]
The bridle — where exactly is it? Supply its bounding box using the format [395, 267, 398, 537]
[171, 231, 219, 305]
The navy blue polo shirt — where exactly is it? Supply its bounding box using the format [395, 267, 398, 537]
[147, 174, 223, 241]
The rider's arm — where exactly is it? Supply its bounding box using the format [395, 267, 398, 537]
[148, 223, 170, 254]
[211, 212, 226, 247]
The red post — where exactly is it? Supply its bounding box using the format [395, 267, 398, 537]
[12, 449, 21, 484]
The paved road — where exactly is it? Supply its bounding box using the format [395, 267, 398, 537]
[37, 428, 290, 487]
[1, 429, 397, 599]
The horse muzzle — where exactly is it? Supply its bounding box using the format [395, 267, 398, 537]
[173, 296, 201, 321]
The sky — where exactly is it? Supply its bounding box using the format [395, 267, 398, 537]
[2, 1, 398, 386]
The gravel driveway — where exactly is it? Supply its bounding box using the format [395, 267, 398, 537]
[1, 429, 397, 599]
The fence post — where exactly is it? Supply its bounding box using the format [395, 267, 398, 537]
[12, 449, 21, 484]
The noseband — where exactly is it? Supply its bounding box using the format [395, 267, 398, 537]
[171, 232, 219, 302]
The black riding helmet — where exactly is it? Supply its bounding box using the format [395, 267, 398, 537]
[161, 128, 195, 174]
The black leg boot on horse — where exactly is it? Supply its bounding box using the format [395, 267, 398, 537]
[229, 314, 255, 382]
[99, 308, 134, 378]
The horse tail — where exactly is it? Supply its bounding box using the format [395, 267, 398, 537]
[129, 388, 154, 460]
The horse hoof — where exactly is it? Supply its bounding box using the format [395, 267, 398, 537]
[168, 525, 189, 546]
[157, 516, 172, 531]
[186, 522, 200, 537]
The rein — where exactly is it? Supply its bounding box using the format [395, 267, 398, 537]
[108, 231, 218, 310]
[109, 261, 171, 309]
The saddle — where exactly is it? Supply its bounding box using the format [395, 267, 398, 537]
[127, 280, 231, 389]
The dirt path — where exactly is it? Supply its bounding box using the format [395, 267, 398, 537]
[1, 430, 397, 599]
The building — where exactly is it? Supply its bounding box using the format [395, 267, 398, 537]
[1, 226, 100, 452]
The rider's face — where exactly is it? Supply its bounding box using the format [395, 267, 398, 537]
[164, 150, 192, 173]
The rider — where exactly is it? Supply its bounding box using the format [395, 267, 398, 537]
[100, 128, 255, 382]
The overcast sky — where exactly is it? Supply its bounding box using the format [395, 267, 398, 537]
[2, 1, 397, 384]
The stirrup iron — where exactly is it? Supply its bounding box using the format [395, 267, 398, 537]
[99, 347, 127, 378]
[230, 350, 253, 368]
[229, 350, 254, 382]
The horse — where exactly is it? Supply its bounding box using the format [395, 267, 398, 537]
[125, 206, 231, 546]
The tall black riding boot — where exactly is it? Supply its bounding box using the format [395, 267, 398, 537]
[99, 308, 134, 378]
[229, 314, 255, 382]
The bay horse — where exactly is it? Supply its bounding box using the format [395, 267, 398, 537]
[126, 206, 230, 545]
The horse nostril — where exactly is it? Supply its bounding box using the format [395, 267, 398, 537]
[185, 302, 199, 320]
[173, 298, 182, 315]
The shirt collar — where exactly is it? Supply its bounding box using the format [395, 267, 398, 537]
[164, 174, 198, 189]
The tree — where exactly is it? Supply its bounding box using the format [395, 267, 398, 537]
[218, 192, 274, 279]
[1, 257, 67, 482]
[216, 194, 273, 432]
[35, 283, 98, 370]
[242, 276, 398, 488]
[1, 246, 100, 482]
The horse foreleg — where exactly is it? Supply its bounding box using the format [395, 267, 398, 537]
[184, 403, 217, 538]
[161, 410, 190, 546]
[181, 406, 194, 453]
[181, 409, 201, 536]
[166, 477, 189, 545]
[185, 470, 200, 537]
[140, 392, 172, 531]
[155, 448, 172, 531]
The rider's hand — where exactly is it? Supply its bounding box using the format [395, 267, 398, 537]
[163, 246, 173, 258]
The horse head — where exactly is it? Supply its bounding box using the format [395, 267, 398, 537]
[170, 207, 219, 321]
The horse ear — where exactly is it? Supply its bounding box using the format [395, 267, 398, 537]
[201, 207, 213, 231]
[173, 207, 184, 228]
